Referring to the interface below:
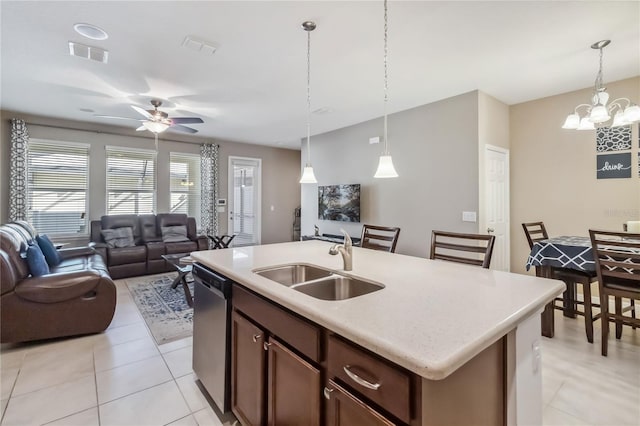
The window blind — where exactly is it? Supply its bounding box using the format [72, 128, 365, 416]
[170, 152, 201, 227]
[27, 140, 89, 236]
[106, 146, 156, 215]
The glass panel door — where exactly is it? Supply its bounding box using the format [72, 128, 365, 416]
[228, 157, 261, 246]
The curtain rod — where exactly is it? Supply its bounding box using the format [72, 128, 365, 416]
[22, 121, 217, 146]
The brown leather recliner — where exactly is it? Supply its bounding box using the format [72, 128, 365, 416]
[90, 213, 208, 279]
[0, 222, 117, 343]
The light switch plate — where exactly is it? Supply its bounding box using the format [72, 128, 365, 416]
[369, 136, 380, 144]
[218, 206, 226, 213]
[462, 211, 477, 222]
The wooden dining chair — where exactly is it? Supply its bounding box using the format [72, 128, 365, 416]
[589, 229, 640, 356]
[359, 225, 401, 253]
[522, 221, 599, 343]
[429, 231, 495, 269]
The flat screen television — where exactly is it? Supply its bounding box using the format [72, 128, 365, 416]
[318, 184, 360, 222]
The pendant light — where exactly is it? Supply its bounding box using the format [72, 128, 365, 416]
[562, 40, 640, 130]
[374, 0, 398, 178]
[299, 21, 318, 184]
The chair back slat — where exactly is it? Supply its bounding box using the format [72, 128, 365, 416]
[430, 230, 496, 269]
[522, 222, 549, 249]
[589, 229, 640, 288]
[360, 225, 401, 253]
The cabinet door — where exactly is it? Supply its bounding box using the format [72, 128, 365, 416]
[232, 311, 265, 426]
[266, 337, 321, 426]
[325, 380, 396, 426]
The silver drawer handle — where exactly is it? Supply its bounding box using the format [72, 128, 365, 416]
[343, 365, 381, 390]
[252, 334, 262, 343]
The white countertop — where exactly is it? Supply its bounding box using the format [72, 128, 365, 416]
[191, 241, 564, 380]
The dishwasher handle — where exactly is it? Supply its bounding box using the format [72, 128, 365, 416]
[192, 263, 232, 299]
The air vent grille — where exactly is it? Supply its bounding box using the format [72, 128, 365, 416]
[181, 36, 217, 55]
[68, 41, 109, 64]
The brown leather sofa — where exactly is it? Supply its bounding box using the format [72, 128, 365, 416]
[0, 221, 117, 343]
[90, 213, 208, 279]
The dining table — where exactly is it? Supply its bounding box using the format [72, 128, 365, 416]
[526, 234, 639, 338]
[526, 236, 596, 338]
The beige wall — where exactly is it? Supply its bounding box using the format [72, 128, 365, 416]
[0, 111, 301, 245]
[510, 76, 640, 274]
[301, 91, 480, 258]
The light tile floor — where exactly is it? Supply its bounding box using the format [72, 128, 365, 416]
[1, 278, 638, 425]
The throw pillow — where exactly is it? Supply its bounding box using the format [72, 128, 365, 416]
[26, 244, 50, 277]
[36, 234, 62, 267]
[161, 225, 190, 243]
[101, 227, 136, 248]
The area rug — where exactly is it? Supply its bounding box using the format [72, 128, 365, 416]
[125, 273, 194, 345]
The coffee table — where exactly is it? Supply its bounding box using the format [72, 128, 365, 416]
[161, 253, 195, 307]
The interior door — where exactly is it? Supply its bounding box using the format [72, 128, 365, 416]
[228, 156, 261, 246]
[484, 145, 510, 271]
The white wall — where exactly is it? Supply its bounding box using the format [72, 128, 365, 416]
[301, 91, 480, 258]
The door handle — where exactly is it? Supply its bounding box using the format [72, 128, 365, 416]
[487, 227, 495, 233]
[263, 341, 272, 351]
[252, 334, 262, 343]
[323, 387, 334, 400]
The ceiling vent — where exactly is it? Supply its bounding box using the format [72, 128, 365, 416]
[181, 36, 217, 55]
[68, 41, 109, 64]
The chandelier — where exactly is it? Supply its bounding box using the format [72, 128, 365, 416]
[562, 40, 640, 130]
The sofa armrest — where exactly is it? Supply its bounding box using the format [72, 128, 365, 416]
[89, 242, 108, 261]
[58, 246, 96, 260]
[195, 235, 208, 251]
[15, 271, 102, 303]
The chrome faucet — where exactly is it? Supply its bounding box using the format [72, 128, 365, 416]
[329, 230, 353, 271]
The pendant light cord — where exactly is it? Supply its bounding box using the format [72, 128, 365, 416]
[306, 28, 312, 165]
[594, 46, 604, 95]
[383, 0, 389, 155]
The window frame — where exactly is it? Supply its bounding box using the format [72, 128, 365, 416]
[27, 138, 91, 238]
[105, 145, 157, 216]
[169, 151, 201, 227]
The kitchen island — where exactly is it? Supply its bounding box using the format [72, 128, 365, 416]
[192, 240, 564, 425]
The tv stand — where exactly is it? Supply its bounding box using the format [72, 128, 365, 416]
[302, 233, 361, 245]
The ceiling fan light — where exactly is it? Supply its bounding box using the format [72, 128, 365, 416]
[577, 117, 595, 130]
[374, 155, 399, 178]
[299, 166, 317, 184]
[561, 113, 580, 129]
[623, 104, 640, 122]
[588, 104, 610, 123]
[142, 121, 169, 133]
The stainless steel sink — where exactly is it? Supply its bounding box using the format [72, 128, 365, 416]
[291, 275, 384, 301]
[253, 264, 333, 286]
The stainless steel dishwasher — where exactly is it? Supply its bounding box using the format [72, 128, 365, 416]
[192, 263, 233, 413]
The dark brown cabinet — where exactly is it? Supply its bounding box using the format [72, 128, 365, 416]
[267, 338, 321, 426]
[232, 287, 322, 426]
[231, 311, 265, 426]
[324, 380, 395, 426]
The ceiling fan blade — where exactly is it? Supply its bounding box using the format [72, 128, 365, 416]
[131, 105, 153, 119]
[169, 124, 198, 134]
[170, 117, 204, 124]
[94, 114, 143, 121]
[135, 125, 146, 132]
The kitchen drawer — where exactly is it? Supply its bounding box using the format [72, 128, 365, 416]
[233, 285, 321, 362]
[327, 334, 411, 424]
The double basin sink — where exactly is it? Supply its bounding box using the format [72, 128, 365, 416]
[253, 264, 384, 301]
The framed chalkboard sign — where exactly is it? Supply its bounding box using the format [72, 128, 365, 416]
[596, 153, 631, 179]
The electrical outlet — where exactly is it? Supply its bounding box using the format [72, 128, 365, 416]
[369, 136, 380, 144]
[462, 211, 477, 222]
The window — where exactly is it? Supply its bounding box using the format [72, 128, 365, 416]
[106, 147, 156, 215]
[27, 140, 89, 236]
[170, 152, 201, 227]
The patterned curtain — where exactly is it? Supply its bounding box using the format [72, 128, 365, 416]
[8, 119, 30, 221]
[200, 143, 219, 245]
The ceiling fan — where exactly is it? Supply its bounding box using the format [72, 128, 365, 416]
[96, 99, 204, 134]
